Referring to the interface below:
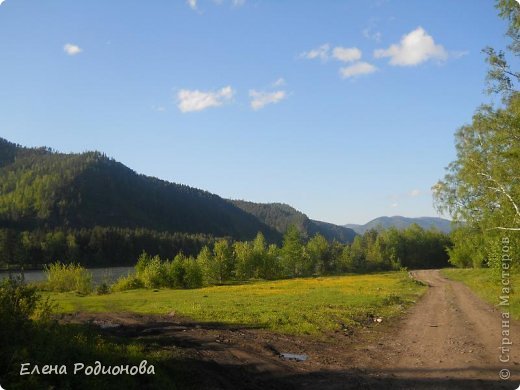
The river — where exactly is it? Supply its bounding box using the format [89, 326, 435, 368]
[0, 266, 135, 285]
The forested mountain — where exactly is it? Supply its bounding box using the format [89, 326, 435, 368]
[0, 138, 280, 241]
[344, 216, 452, 235]
[0, 138, 289, 266]
[230, 200, 356, 243]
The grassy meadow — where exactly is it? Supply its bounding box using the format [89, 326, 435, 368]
[442, 268, 519, 320]
[48, 271, 426, 336]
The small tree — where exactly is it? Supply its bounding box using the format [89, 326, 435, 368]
[305, 234, 329, 275]
[183, 257, 203, 288]
[212, 239, 235, 283]
[234, 241, 254, 280]
[281, 225, 303, 277]
[197, 246, 214, 285]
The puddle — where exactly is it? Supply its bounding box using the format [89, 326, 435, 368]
[92, 320, 121, 329]
[280, 353, 308, 361]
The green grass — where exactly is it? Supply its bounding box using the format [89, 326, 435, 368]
[47, 271, 426, 336]
[442, 268, 519, 320]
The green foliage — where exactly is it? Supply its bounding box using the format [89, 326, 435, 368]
[0, 277, 50, 386]
[434, 86, 520, 269]
[234, 240, 254, 280]
[447, 227, 486, 268]
[165, 253, 187, 288]
[196, 245, 213, 285]
[115, 252, 203, 291]
[44, 262, 93, 294]
[137, 255, 165, 289]
[0, 137, 286, 269]
[96, 282, 111, 295]
[112, 274, 144, 291]
[0, 277, 39, 342]
[349, 235, 366, 271]
[434, 0, 520, 269]
[281, 225, 304, 277]
[0, 277, 177, 389]
[483, 1, 520, 98]
[0, 226, 213, 268]
[231, 200, 356, 243]
[305, 233, 330, 275]
[206, 239, 235, 284]
[182, 257, 204, 289]
[0, 137, 280, 245]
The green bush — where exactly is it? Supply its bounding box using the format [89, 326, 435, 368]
[44, 262, 93, 294]
[0, 277, 177, 389]
[0, 277, 54, 383]
[115, 252, 204, 290]
[112, 274, 144, 291]
[96, 282, 111, 295]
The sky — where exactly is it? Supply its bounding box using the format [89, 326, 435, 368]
[0, 0, 513, 224]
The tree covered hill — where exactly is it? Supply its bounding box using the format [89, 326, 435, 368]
[230, 200, 357, 243]
[0, 137, 280, 242]
[344, 216, 452, 235]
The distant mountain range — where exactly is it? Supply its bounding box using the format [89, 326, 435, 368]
[344, 216, 452, 234]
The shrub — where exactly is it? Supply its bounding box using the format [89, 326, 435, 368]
[0, 277, 176, 389]
[111, 274, 144, 291]
[96, 282, 111, 295]
[0, 277, 54, 378]
[114, 252, 204, 290]
[44, 262, 93, 294]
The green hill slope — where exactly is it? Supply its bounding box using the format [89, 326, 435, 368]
[230, 200, 356, 243]
[0, 138, 280, 241]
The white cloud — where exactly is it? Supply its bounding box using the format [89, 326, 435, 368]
[391, 202, 398, 208]
[374, 27, 448, 66]
[332, 47, 362, 63]
[192, 0, 245, 10]
[409, 189, 421, 197]
[272, 78, 286, 87]
[0, 0, 6, 6]
[177, 86, 234, 113]
[340, 62, 377, 78]
[249, 90, 286, 110]
[301, 44, 330, 61]
[363, 27, 382, 42]
[63, 43, 82, 56]
[451, 50, 469, 59]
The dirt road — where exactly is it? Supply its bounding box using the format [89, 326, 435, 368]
[365, 269, 520, 389]
[64, 270, 520, 389]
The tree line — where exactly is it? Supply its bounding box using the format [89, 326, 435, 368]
[0, 227, 213, 269]
[110, 224, 451, 290]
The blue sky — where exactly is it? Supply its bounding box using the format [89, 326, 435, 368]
[0, 0, 512, 224]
